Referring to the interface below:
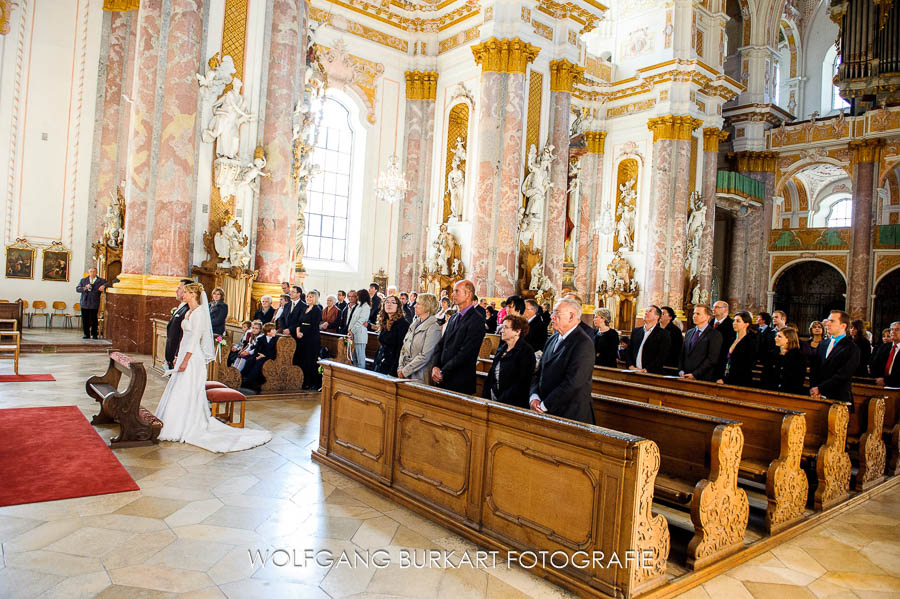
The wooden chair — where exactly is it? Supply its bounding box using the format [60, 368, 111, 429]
[0, 319, 19, 374]
[51, 301, 69, 328]
[31, 301, 49, 328]
[20, 300, 31, 328]
[66, 302, 81, 329]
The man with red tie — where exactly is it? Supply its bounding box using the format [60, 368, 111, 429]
[872, 321, 900, 388]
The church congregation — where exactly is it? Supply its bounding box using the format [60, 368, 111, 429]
[3, 0, 900, 597]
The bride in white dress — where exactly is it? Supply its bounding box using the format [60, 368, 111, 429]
[155, 282, 272, 453]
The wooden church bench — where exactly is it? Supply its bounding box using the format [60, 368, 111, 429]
[590, 394, 748, 570]
[591, 376, 807, 534]
[315, 361, 670, 599]
[593, 366, 853, 510]
[848, 382, 898, 477]
[87, 351, 162, 447]
[216, 335, 305, 397]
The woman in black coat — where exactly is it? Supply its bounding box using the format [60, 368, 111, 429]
[774, 327, 807, 395]
[373, 295, 410, 377]
[850, 319, 872, 377]
[592, 308, 619, 368]
[718, 311, 756, 387]
[209, 287, 229, 336]
[297, 290, 323, 390]
[252, 295, 275, 324]
[481, 315, 536, 409]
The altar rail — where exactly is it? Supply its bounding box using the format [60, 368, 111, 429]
[313, 361, 670, 599]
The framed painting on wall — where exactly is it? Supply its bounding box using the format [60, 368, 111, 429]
[5, 238, 36, 279]
[41, 241, 71, 282]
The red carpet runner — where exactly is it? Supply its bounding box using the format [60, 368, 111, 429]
[0, 405, 139, 506]
[0, 374, 56, 382]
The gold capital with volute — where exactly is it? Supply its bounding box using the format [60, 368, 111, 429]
[549, 59, 585, 93]
[702, 128, 729, 152]
[584, 131, 607, 154]
[471, 38, 540, 74]
[405, 71, 438, 101]
[647, 115, 703, 142]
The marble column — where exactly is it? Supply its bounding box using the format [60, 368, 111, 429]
[576, 131, 605, 302]
[255, 0, 303, 287]
[733, 151, 777, 311]
[726, 211, 749, 309]
[544, 60, 582, 292]
[470, 38, 539, 297]
[645, 116, 701, 311]
[699, 128, 726, 294]
[90, 8, 136, 250]
[397, 71, 437, 293]
[149, 0, 202, 278]
[847, 139, 883, 319]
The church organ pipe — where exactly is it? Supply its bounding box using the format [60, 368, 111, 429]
[832, 0, 900, 107]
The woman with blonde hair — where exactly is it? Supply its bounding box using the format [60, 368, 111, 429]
[155, 282, 271, 452]
[297, 289, 323, 390]
[397, 293, 441, 382]
[373, 295, 410, 376]
[592, 307, 619, 367]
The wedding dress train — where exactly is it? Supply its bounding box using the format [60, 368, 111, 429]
[155, 301, 272, 453]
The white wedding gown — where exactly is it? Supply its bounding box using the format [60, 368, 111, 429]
[155, 305, 272, 453]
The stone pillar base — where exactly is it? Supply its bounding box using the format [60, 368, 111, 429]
[106, 292, 180, 355]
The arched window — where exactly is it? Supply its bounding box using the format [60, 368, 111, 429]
[822, 44, 850, 113]
[305, 97, 354, 263]
[826, 197, 852, 227]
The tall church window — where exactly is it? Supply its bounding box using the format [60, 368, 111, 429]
[304, 97, 354, 263]
[823, 44, 850, 113]
[825, 197, 852, 227]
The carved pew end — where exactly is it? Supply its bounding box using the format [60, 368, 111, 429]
[86, 352, 160, 448]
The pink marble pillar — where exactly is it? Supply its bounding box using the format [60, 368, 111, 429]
[645, 138, 675, 308]
[575, 137, 604, 301]
[544, 90, 570, 292]
[397, 80, 436, 293]
[255, 0, 303, 284]
[848, 152, 878, 319]
[745, 206, 764, 313]
[666, 138, 693, 308]
[149, 0, 202, 277]
[469, 72, 502, 296]
[726, 212, 749, 309]
[121, 0, 163, 276]
[495, 71, 527, 296]
[91, 10, 134, 248]
[698, 144, 718, 293]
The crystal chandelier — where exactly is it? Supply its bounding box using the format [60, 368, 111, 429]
[374, 155, 408, 204]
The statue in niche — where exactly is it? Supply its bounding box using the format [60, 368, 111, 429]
[615, 178, 637, 251]
[446, 137, 466, 220]
[684, 191, 706, 279]
[607, 251, 634, 292]
[520, 144, 555, 231]
[196, 54, 236, 104]
[103, 184, 126, 248]
[570, 106, 583, 137]
[565, 159, 582, 262]
[432, 223, 457, 276]
[202, 78, 252, 159]
[214, 217, 251, 269]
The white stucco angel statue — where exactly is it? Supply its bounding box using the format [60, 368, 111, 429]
[684, 192, 707, 278]
[521, 144, 555, 225]
[202, 78, 252, 158]
[196, 55, 236, 104]
[615, 178, 637, 250]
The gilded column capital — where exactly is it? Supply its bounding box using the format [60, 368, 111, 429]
[647, 115, 703, 142]
[730, 150, 778, 172]
[405, 71, 438, 101]
[584, 131, 607, 154]
[549, 59, 585, 93]
[471, 37, 540, 74]
[849, 138, 885, 165]
[702, 128, 729, 152]
[103, 0, 140, 11]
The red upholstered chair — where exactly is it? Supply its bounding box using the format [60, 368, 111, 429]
[206, 386, 245, 428]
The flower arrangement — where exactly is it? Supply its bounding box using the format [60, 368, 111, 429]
[214, 335, 228, 347]
[170, 307, 177, 315]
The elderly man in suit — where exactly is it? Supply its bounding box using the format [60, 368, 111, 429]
[625, 305, 671, 374]
[529, 297, 595, 424]
[431, 280, 487, 394]
[679, 304, 723, 381]
[75, 267, 107, 339]
[872, 321, 900, 388]
[164, 278, 195, 369]
[810, 310, 860, 403]
[710, 300, 735, 381]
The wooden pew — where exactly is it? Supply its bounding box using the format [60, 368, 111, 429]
[87, 351, 162, 447]
[591, 376, 807, 534]
[481, 333, 500, 358]
[215, 335, 305, 398]
[315, 361, 670, 599]
[849, 382, 898, 477]
[590, 394, 748, 570]
[591, 367, 854, 509]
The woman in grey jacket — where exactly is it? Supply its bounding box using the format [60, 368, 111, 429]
[347, 288, 372, 369]
[397, 293, 442, 382]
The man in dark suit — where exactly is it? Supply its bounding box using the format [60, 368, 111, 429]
[400, 292, 414, 322]
[165, 278, 194, 369]
[625, 305, 671, 374]
[810, 310, 861, 403]
[523, 299, 547, 350]
[564, 293, 594, 338]
[679, 304, 723, 381]
[283, 285, 307, 366]
[529, 297, 595, 424]
[335, 290, 348, 312]
[431, 280, 487, 394]
[872, 321, 900, 388]
[660, 306, 683, 368]
[75, 267, 107, 339]
[711, 301, 735, 380]
[367, 283, 381, 329]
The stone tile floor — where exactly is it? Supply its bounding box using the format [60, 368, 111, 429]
[1, 351, 899, 598]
